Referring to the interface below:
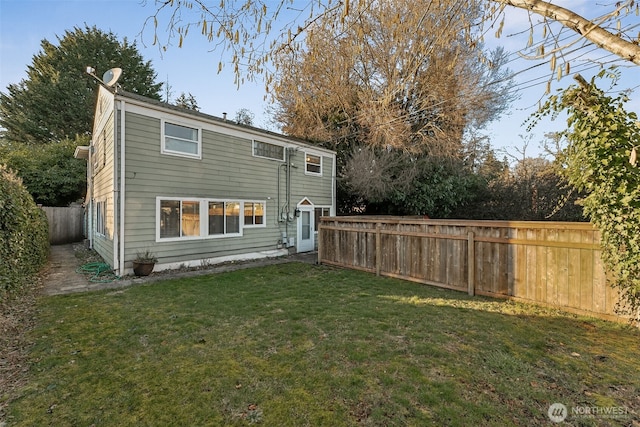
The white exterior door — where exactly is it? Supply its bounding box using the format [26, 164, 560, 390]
[297, 206, 315, 252]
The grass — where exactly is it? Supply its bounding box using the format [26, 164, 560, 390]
[6, 262, 640, 426]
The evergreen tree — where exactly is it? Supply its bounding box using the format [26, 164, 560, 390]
[175, 92, 200, 111]
[0, 25, 162, 144]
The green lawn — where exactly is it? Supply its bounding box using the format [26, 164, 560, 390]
[6, 262, 639, 426]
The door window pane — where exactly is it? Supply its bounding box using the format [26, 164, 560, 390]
[302, 211, 311, 239]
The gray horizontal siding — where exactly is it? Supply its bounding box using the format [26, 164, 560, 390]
[121, 111, 333, 266]
[92, 110, 116, 266]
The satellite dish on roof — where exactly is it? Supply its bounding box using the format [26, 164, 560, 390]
[102, 68, 122, 87]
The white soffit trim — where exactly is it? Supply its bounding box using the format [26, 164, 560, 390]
[74, 146, 90, 159]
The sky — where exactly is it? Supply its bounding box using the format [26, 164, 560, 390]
[1, 0, 638, 159]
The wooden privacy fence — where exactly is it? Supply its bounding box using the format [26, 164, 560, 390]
[318, 217, 626, 322]
[42, 206, 85, 245]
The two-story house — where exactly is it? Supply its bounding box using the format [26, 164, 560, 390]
[75, 85, 336, 276]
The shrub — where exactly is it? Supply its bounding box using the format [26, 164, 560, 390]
[0, 165, 49, 298]
[0, 136, 88, 206]
[536, 72, 640, 321]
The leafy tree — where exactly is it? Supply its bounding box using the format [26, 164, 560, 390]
[460, 156, 585, 221]
[387, 160, 483, 218]
[175, 92, 200, 111]
[0, 136, 88, 206]
[536, 72, 640, 320]
[0, 25, 162, 144]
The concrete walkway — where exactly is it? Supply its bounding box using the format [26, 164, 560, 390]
[43, 244, 318, 296]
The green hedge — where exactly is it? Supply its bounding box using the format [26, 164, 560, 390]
[0, 165, 49, 297]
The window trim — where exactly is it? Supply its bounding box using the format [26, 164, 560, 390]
[95, 200, 106, 236]
[305, 152, 323, 176]
[314, 206, 331, 232]
[161, 119, 202, 159]
[157, 197, 206, 241]
[243, 201, 266, 228]
[252, 139, 285, 162]
[207, 200, 242, 237]
[92, 129, 106, 174]
[156, 197, 266, 242]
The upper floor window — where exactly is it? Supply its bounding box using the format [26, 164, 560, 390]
[93, 129, 106, 173]
[162, 121, 201, 159]
[253, 140, 284, 161]
[305, 153, 322, 175]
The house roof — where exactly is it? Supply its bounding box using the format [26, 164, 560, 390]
[108, 87, 336, 155]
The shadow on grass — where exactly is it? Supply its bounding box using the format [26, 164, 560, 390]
[6, 262, 639, 427]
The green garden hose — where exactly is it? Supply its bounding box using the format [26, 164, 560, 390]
[75, 262, 120, 283]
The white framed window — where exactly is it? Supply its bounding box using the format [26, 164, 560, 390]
[305, 153, 322, 175]
[314, 207, 331, 231]
[253, 140, 285, 161]
[93, 130, 106, 173]
[159, 198, 203, 239]
[96, 200, 106, 236]
[244, 202, 265, 227]
[162, 121, 201, 159]
[157, 197, 264, 241]
[208, 201, 241, 236]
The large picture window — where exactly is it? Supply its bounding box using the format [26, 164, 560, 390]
[162, 121, 201, 158]
[158, 197, 263, 241]
[159, 199, 201, 238]
[208, 201, 240, 235]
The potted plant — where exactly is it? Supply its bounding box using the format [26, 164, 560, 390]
[132, 249, 157, 277]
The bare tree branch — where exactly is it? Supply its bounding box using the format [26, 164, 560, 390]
[494, 0, 640, 65]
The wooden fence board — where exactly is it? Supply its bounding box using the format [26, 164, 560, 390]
[42, 206, 85, 245]
[567, 231, 581, 309]
[318, 217, 627, 322]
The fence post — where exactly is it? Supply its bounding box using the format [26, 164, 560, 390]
[467, 231, 475, 296]
[317, 220, 322, 265]
[375, 223, 381, 276]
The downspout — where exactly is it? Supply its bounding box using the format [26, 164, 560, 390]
[277, 163, 282, 225]
[88, 140, 94, 249]
[332, 152, 337, 215]
[112, 107, 119, 272]
[286, 147, 292, 243]
[119, 99, 126, 276]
